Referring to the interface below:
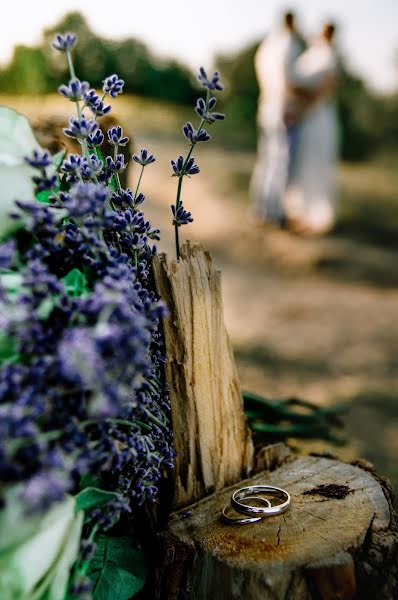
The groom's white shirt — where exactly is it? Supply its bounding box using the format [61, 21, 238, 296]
[255, 28, 303, 130]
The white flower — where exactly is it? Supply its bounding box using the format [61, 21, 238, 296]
[0, 107, 42, 240]
[0, 489, 83, 600]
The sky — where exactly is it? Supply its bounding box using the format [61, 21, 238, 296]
[0, 0, 397, 93]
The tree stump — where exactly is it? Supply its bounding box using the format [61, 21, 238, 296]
[157, 453, 398, 599]
[153, 242, 253, 509]
[153, 243, 398, 598]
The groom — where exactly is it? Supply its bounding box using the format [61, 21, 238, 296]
[250, 11, 305, 226]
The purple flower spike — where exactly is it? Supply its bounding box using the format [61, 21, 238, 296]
[0, 240, 15, 269]
[61, 154, 82, 174]
[182, 122, 210, 144]
[132, 149, 156, 166]
[25, 150, 52, 169]
[197, 67, 224, 91]
[87, 129, 104, 147]
[58, 78, 90, 102]
[107, 126, 129, 146]
[64, 116, 98, 140]
[195, 97, 225, 124]
[106, 154, 126, 172]
[103, 74, 125, 98]
[52, 33, 78, 52]
[171, 203, 193, 226]
[171, 155, 199, 177]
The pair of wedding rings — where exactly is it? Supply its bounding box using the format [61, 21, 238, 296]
[221, 485, 291, 525]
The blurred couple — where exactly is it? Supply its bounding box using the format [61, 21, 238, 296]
[250, 11, 338, 234]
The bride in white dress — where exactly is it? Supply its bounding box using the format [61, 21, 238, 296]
[284, 23, 339, 234]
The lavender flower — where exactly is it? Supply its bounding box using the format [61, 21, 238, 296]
[25, 150, 52, 169]
[1, 34, 177, 593]
[91, 100, 111, 117]
[171, 155, 200, 177]
[195, 97, 225, 124]
[171, 67, 225, 259]
[183, 122, 210, 144]
[107, 126, 129, 146]
[197, 67, 224, 91]
[132, 149, 155, 166]
[103, 74, 125, 98]
[0, 240, 15, 269]
[87, 129, 104, 147]
[32, 173, 58, 193]
[84, 89, 99, 108]
[171, 203, 193, 226]
[64, 116, 98, 141]
[105, 154, 126, 172]
[52, 33, 77, 52]
[61, 154, 82, 175]
[58, 327, 102, 388]
[58, 79, 90, 102]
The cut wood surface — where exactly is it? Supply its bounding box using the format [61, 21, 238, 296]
[153, 242, 253, 509]
[157, 454, 398, 599]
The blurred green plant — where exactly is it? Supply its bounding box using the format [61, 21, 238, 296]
[0, 12, 198, 105]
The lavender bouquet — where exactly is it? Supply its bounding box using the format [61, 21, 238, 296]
[0, 32, 224, 600]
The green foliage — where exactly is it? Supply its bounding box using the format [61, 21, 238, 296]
[61, 268, 89, 298]
[214, 41, 260, 149]
[87, 535, 149, 600]
[0, 11, 198, 105]
[74, 488, 118, 513]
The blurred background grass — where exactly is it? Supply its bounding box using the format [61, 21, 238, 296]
[1, 10, 398, 496]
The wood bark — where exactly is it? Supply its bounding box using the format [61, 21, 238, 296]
[153, 242, 253, 509]
[157, 453, 398, 599]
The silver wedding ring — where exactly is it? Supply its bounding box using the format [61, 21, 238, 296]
[221, 496, 271, 525]
[231, 485, 291, 516]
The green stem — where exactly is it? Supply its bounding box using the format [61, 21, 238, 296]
[173, 89, 209, 259]
[65, 49, 98, 183]
[113, 145, 122, 192]
[74, 524, 99, 579]
[144, 409, 166, 429]
[82, 417, 152, 432]
[134, 165, 145, 202]
[66, 50, 76, 80]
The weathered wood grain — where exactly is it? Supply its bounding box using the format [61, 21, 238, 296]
[158, 455, 398, 599]
[153, 242, 253, 509]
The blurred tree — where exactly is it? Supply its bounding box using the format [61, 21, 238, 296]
[336, 66, 379, 160]
[215, 40, 260, 148]
[0, 11, 197, 105]
[0, 46, 50, 94]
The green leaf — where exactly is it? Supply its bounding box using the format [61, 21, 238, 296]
[0, 333, 17, 365]
[35, 150, 66, 205]
[37, 296, 57, 320]
[35, 188, 57, 205]
[61, 268, 89, 298]
[87, 536, 149, 600]
[52, 149, 67, 172]
[74, 488, 118, 513]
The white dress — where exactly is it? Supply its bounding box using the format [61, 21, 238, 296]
[250, 29, 304, 223]
[283, 40, 339, 234]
